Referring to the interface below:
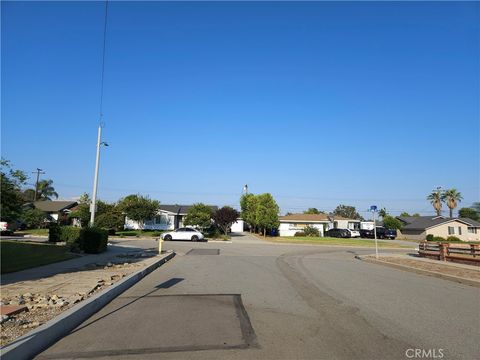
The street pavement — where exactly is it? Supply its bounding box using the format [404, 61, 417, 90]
[36, 234, 479, 360]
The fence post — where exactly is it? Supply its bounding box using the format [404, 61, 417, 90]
[471, 244, 479, 257]
[438, 243, 447, 261]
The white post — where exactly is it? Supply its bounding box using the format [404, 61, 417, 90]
[90, 125, 102, 226]
[158, 237, 163, 255]
[373, 211, 378, 259]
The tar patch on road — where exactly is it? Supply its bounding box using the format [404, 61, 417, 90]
[186, 248, 220, 255]
[37, 294, 258, 359]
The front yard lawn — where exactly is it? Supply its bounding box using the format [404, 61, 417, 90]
[0, 241, 76, 273]
[267, 236, 413, 248]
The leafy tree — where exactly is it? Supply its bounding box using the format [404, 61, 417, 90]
[36, 179, 58, 200]
[378, 208, 387, 218]
[22, 188, 36, 202]
[240, 193, 258, 232]
[383, 215, 403, 230]
[400, 212, 410, 217]
[458, 207, 479, 221]
[412, 213, 420, 217]
[184, 203, 213, 230]
[427, 190, 443, 216]
[22, 208, 47, 228]
[69, 193, 91, 227]
[213, 206, 239, 235]
[255, 193, 279, 236]
[442, 189, 463, 218]
[95, 208, 125, 231]
[472, 202, 480, 213]
[304, 208, 321, 214]
[118, 194, 160, 229]
[332, 204, 363, 220]
[0, 159, 27, 221]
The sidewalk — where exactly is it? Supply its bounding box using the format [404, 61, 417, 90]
[358, 253, 480, 286]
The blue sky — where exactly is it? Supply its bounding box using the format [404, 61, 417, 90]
[2, 1, 479, 217]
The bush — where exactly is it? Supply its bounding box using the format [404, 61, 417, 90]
[433, 236, 446, 242]
[22, 208, 46, 229]
[426, 234, 434, 241]
[446, 236, 461, 242]
[49, 225, 82, 249]
[303, 225, 320, 237]
[294, 231, 306, 237]
[48, 224, 60, 242]
[80, 227, 108, 254]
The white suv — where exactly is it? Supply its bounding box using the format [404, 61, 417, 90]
[346, 229, 361, 238]
[162, 227, 204, 242]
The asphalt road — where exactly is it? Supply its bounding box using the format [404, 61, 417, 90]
[37, 234, 479, 360]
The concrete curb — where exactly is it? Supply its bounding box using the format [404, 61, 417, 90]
[0, 251, 176, 360]
[356, 255, 480, 288]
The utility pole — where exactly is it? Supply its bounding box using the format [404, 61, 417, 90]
[32, 168, 45, 201]
[90, 124, 108, 226]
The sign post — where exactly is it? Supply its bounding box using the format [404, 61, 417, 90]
[370, 205, 379, 259]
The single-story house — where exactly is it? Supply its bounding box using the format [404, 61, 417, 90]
[396, 216, 480, 242]
[278, 214, 363, 237]
[28, 200, 78, 223]
[124, 204, 218, 231]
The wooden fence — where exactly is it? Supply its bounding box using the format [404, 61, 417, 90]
[418, 242, 480, 266]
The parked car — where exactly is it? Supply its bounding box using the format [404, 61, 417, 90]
[360, 227, 397, 240]
[0, 220, 24, 235]
[161, 227, 205, 241]
[325, 228, 350, 238]
[0, 221, 11, 235]
[345, 229, 361, 238]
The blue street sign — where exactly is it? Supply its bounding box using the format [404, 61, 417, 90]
[370, 205, 377, 211]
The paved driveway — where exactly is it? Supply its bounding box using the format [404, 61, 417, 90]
[37, 234, 479, 360]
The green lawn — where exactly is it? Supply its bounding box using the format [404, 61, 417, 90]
[267, 236, 413, 248]
[16, 228, 49, 236]
[113, 230, 166, 237]
[0, 241, 76, 273]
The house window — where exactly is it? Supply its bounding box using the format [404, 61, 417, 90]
[468, 227, 477, 234]
[458, 227, 462, 235]
[145, 219, 154, 226]
[448, 226, 455, 235]
[155, 215, 167, 225]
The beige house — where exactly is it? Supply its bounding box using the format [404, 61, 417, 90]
[396, 216, 480, 242]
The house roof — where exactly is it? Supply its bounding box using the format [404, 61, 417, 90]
[398, 215, 478, 231]
[279, 213, 362, 222]
[158, 204, 218, 215]
[33, 201, 78, 213]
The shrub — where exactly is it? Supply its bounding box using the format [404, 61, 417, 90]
[433, 236, 446, 242]
[80, 227, 108, 254]
[426, 234, 434, 241]
[446, 236, 461, 242]
[48, 224, 60, 242]
[303, 225, 320, 237]
[22, 208, 47, 229]
[61, 227, 82, 249]
[294, 231, 306, 237]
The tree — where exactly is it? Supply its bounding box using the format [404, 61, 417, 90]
[332, 204, 363, 220]
[240, 193, 258, 232]
[473, 202, 480, 213]
[184, 203, 213, 230]
[255, 193, 279, 236]
[118, 194, 160, 229]
[458, 207, 479, 221]
[213, 206, 239, 235]
[400, 212, 410, 217]
[382, 215, 403, 230]
[36, 179, 58, 200]
[427, 190, 443, 216]
[378, 208, 387, 218]
[69, 193, 91, 227]
[442, 189, 463, 218]
[95, 207, 125, 231]
[22, 208, 47, 228]
[412, 213, 420, 217]
[303, 225, 320, 237]
[0, 159, 27, 221]
[304, 208, 322, 214]
[22, 189, 36, 202]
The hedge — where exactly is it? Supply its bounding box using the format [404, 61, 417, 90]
[426, 234, 434, 241]
[80, 227, 108, 254]
[48, 225, 108, 253]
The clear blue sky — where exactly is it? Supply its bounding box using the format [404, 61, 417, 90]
[2, 1, 479, 217]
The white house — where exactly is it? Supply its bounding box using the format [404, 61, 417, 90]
[230, 219, 244, 233]
[124, 204, 218, 230]
[278, 213, 365, 237]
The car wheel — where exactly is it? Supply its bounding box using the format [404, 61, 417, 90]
[164, 235, 172, 241]
[191, 235, 199, 242]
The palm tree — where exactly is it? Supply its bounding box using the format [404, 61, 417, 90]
[36, 179, 58, 200]
[378, 208, 387, 218]
[442, 189, 463, 218]
[427, 190, 443, 216]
